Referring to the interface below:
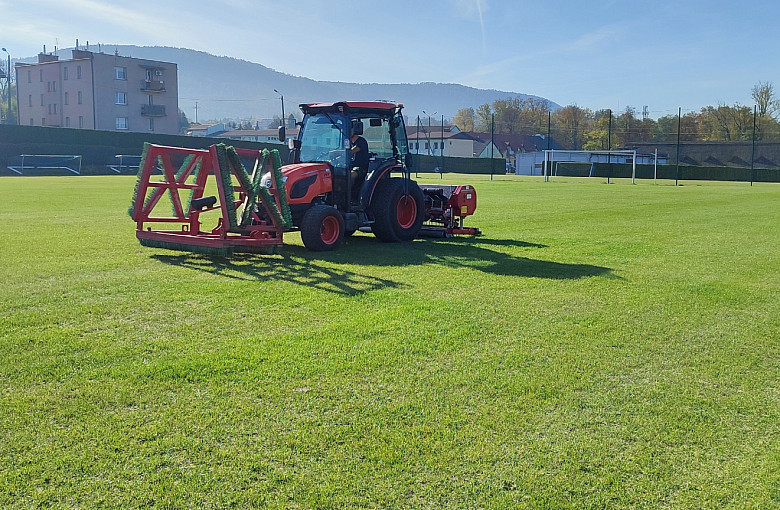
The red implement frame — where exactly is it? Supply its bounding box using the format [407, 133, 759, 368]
[131, 143, 285, 253]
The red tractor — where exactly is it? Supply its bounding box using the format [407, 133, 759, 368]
[130, 101, 478, 254]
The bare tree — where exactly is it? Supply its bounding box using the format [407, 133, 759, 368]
[752, 81, 779, 119]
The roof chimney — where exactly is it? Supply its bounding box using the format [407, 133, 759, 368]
[76, 39, 79, 49]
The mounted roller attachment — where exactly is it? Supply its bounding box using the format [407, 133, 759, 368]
[130, 142, 290, 256]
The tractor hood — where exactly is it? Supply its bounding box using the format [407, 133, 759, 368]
[265, 162, 332, 205]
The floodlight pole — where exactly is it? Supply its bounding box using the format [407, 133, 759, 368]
[2, 48, 11, 124]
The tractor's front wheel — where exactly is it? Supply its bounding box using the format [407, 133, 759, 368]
[370, 178, 425, 242]
[300, 204, 345, 251]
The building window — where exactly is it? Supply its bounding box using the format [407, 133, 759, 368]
[47, 81, 51, 92]
[28, 95, 32, 107]
[30, 118, 34, 126]
[148, 118, 154, 131]
[79, 116, 84, 128]
[42, 118, 46, 126]
[27, 70, 31, 83]
[53, 104, 57, 114]
[77, 65, 82, 79]
[39, 70, 43, 82]
[147, 95, 153, 105]
[78, 91, 82, 104]
[53, 81, 57, 92]
[116, 117, 128, 130]
[434, 142, 438, 149]
[47, 104, 51, 114]
[425, 142, 429, 149]
[65, 117, 70, 127]
[114, 66, 127, 80]
[64, 92, 69, 105]
[115, 92, 127, 105]
[40, 94, 44, 106]
[64, 67, 68, 80]
[146, 69, 152, 81]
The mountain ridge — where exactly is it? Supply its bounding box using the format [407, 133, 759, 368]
[18, 45, 560, 123]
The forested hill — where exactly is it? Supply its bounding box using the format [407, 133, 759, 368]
[18, 45, 558, 122]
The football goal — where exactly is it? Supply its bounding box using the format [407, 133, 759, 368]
[7, 154, 82, 175]
[543, 149, 638, 184]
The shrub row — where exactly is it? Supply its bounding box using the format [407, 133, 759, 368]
[0, 124, 290, 176]
[553, 162, 780, 183]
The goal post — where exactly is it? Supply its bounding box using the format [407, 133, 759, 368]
[543, 149, 637, 184]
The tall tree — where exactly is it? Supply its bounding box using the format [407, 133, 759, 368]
[452, 107, 475, 131]
[752, 81, 778, 119]
[475, 104, 493, 132]
[552, 104, 591, 150]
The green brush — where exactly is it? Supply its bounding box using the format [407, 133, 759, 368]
[128, 142, 151, 220]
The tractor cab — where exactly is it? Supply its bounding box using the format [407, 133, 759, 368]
[289, 101, 412, 212]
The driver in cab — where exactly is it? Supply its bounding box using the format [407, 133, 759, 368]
[350, 119, 369, 189]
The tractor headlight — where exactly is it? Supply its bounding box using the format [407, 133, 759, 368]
[260, 171, 272, 188]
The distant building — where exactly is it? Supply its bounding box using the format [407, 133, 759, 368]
[15, 48, 179, 134]
[217, 128, 299, 145]
[406, 125, 564, 173]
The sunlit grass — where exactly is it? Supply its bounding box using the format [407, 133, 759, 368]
[1, 175, 778, 508]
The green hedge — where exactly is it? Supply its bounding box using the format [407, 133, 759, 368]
[553, 162, 780, 183]
[413, 154, 505, 175]
[0, 124, 290, 176]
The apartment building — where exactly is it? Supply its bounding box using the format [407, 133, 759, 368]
[15, 49, 178, 134]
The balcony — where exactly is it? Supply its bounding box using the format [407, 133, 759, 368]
[140, 79, 165, 92]
[141, 104, 166, 117]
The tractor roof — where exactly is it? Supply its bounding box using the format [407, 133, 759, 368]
[300, 101, 401, 115]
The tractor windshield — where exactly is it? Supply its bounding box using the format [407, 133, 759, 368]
[299, 113, 347, 168]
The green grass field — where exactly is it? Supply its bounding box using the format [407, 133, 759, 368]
[1, 174, 778, 508]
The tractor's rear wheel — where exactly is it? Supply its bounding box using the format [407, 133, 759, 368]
[300, 204, 345, 251]
[370, 178, 425, 242]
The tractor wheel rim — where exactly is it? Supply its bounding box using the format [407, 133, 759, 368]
[397, 196, 417, 229]
[320, 216, 340, 245]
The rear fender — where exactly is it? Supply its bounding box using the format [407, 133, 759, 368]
[359, 161, 403, 208]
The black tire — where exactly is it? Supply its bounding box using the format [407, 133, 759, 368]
[300, 204, 345, 251]
[344, 229, 357, 237]
[370, 178, 425, 242]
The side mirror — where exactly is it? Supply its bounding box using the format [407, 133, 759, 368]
[288, 138, 301, 150]
[278, 125, 286, 142]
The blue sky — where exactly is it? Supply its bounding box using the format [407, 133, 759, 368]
[2, 0, 778, 118]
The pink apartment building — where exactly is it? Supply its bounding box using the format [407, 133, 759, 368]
[16, 49, 178, 134]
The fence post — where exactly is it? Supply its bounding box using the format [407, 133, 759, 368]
[675, 107, 681, 185]
[751, 105, 756, 186]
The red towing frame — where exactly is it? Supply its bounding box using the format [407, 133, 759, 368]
[130, 143, 287, 254]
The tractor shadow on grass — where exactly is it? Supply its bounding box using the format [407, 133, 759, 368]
[151, 235, 613, 293]
[299, 235, 614, 280]
[152, 252, 405, 296]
